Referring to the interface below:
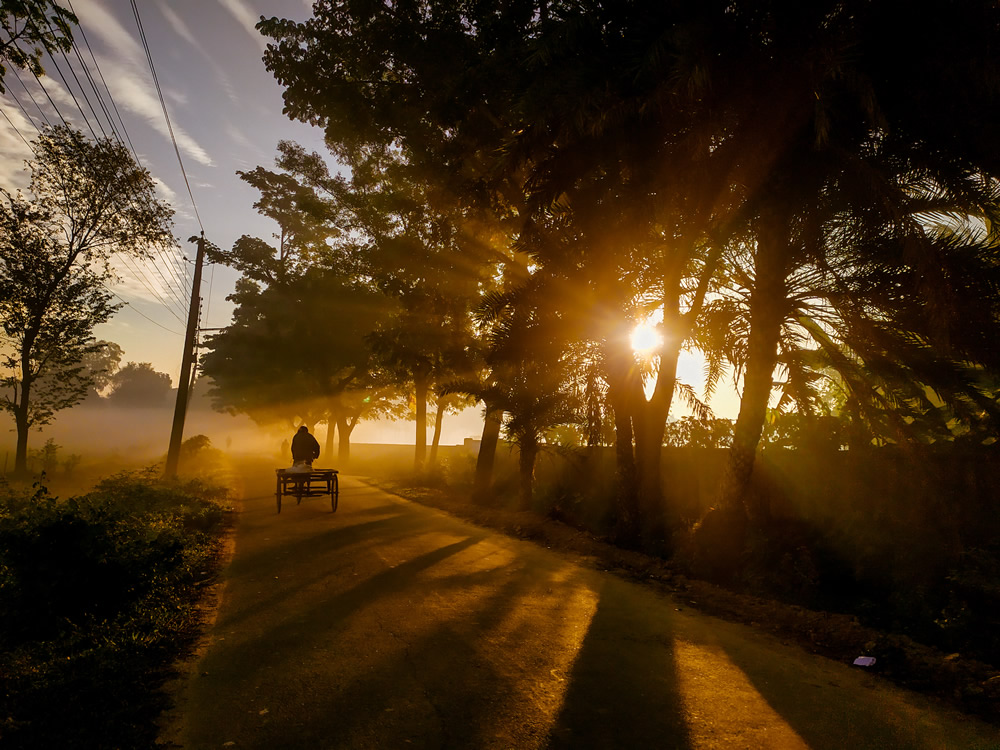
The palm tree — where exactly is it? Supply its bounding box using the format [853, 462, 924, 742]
[673, 0, 1000, 535]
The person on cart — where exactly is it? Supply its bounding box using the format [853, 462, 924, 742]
[290, 425, 320, 469]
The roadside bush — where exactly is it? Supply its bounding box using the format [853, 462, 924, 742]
[935, 544, 1000, 665]
[0, 470, 230, 749]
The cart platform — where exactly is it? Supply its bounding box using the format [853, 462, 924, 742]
[274, 468, 339, 513]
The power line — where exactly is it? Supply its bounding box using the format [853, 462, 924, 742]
[1, 87, 43, 141]
[3, 7, 207, 346]
[65, 0, 141, 163]
[0, 105, 34, 149]
[26, 14, 195, 311]
[104, 286, 184, 335]
[28, 67, 71, 128]
[115, 253, 189, 324]
[36, 13, 106, 140]
[10, 66, 53, 128]
[130, 0, 204, 234]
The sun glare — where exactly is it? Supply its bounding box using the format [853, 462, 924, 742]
[630, 321, 663, 354]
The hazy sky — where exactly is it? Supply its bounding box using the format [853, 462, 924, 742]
[1, 0, 328, 385]
[0, 0, 741, 421]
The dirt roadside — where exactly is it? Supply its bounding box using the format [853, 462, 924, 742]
[371, 478, 1000, 726]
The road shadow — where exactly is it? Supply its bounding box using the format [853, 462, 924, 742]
[709, 624, 1000, 750]
[545, 576, 692, 749]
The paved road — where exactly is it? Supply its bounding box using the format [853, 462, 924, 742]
[163, 471, 999, 749]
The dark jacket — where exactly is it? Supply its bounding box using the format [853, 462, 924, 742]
[291, 430, 320, 462]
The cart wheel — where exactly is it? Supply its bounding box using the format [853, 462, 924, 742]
[331, 475, 339, 513]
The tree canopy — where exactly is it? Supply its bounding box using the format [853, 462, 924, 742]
[250, 1, 1000, 546]
[0, 126, 174, 474]
[0, 0, 76, 94]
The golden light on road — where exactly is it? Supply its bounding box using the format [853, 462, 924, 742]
[630, 320, 662, 355]
[673, 638, 810, 749]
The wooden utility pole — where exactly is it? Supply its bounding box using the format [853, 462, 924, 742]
[164, 233, 206, 478]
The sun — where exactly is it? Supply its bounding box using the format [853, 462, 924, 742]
[630, 320, 663, 354]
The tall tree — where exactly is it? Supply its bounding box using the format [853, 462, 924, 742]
[260, 2, 533, 472]
[260, 0, 727, 530]
[692, 0, 1000, 528]
[201, 143, 405, 465]
[0, 126, 173, 475]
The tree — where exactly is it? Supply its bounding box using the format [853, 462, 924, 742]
[78, 340, 123, 401]
[201, 143, 407, 465]
[0, 0, 76, 94]
[260, 2, 535, 472]
[260, 0, 725, 531]
[260, 0, 1000, 540]
[694, 0, 1000, 529]
[106, 362, 172, 407]
[0, 126, 173, 474]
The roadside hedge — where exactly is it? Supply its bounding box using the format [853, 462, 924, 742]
[0, 470, 230, 749]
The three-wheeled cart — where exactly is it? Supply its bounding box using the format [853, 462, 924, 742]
[274, 468, 339, 513]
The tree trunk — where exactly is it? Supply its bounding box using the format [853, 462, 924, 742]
[13, 373, 31, 476]
[635, 345, 680, 538]
[413, 368, 429, 470]
[14, 405, 30, 476]
[324, 418, 335, 461]
[604, 330, 642, 543]
[717, 221, 789, 518]
[429, 397, 447, 467]
[336, 415, 353, 465]
[473, 405, 502, 501]
[517, 438, 538, 510]
[607, 373, 640, 544]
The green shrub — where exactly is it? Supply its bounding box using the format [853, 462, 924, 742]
[0, 470, 230, 749]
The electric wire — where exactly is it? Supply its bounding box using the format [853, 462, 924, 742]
[30, 54, 98, 140]
[65, 0, 141, 164]
[10, 66, 53, 127]
[129, 250, 189, 319]
[104, 285, 184, 335]
[28, 67, 71, 128]
[4, 6, 206, 347]
[130, 0, 204, 234]
[1, 85, 43, 140]
[0, 105, 34, 149]
[28, 15, 195, 312]
[36, 13, 107, 140]
[115, 254, 189, 324]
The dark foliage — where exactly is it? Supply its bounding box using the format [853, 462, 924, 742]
[0, 471, 229, 749]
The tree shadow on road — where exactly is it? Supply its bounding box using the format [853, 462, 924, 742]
[545, 576, 692, 750]
[708, 624, 1000, 750]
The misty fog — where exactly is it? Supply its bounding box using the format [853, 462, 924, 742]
[0, 401, 487, 472]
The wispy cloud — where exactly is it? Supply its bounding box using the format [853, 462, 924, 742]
[0, 101, 34, 189]
[158, 3, 240, 104]
[108, 72, 214, 166]
[72, 0, 215, 167]
[165, 87, 189, 107]
[224, 121, 256, 153]
[158, 4, 199, 48]
[152, 176, 177, 204]
[217, 0, 267, 54]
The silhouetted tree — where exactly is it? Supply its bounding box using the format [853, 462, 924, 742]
[0, 126, 173, 475]
[106, 362, 172, 407]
